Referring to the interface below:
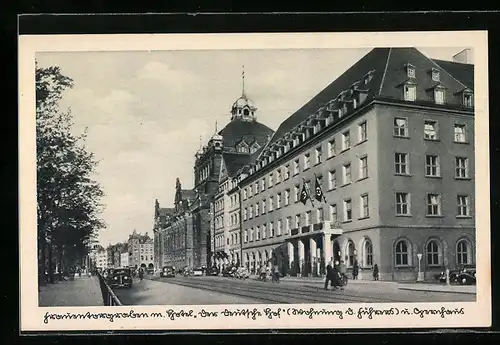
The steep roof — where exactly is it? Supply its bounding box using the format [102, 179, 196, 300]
[218, 118, 274, 149]
[222, 152, 253, 177]
[269, 48, 390, 145]
[269, 47, 473, 146]
[431, 59, 474, 89]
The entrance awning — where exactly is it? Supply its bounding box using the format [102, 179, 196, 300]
[285, 221, 343, 241]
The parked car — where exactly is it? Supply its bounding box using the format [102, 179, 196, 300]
[192, 267, 204, 276]
[109, 268, 133, 288]
[235, 267, 250, 280]
[435, 264, 476, 284]
[160, 266, 176, 278]
[457, 267, 476, 285]
[103, 268, 114, 282]
[146, 268, 154, 275]
[206, 266, 219, 276]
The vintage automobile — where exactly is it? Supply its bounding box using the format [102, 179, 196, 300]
[457, 268, 476, 285]
[103, 268, 114, 282]
[192, 267, 204, 276]
[235, 267, 250, 280]
[109, 268, 133, 288]
[435, 264, 476, 284]
[160, 266, 176, 278]
[205, 266, 219, 276]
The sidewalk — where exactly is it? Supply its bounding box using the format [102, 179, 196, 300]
[397, 283, 476, 295]
[280, 276, 397, 285]
[38, 275, 104, 307]
[275, 276, 475, 294]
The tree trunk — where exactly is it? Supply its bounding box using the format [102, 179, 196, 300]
[57, 244, 64, 277]
[39, 235, 46, 286]
[48, 240, 54, 284]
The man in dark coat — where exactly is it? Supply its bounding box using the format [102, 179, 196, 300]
[324, 261, 334, 290]
[331, 261, 342, 289]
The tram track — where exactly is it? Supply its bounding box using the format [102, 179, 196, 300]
[150, 276, 401, 304]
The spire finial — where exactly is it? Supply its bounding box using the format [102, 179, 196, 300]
[199, 135, 202, 150]
[215, 121, 218, 133]
[242, 65, 245, 97]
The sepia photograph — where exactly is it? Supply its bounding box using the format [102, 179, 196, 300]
[19, 31, 491, 331]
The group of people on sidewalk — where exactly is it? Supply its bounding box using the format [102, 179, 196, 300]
[324, 259, 380, 290]
[324, 260, 347, 290]
[258, 264, 280, 283]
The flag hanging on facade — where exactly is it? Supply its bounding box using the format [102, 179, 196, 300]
[314, 174, 327, 203]
[299, 183, 309, 205]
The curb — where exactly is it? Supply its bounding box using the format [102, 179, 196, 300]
[398, 286, 476, 295]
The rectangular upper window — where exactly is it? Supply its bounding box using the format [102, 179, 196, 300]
[454, 124, 467, 143]
[394, 117, 409, 137]
[342, 131, 351, 150]
[424, 120, 438, 140]
[328, 139, 336, 158]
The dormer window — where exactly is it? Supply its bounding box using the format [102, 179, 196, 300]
[406, 64, 416, 78]
[403, 83, 416, 102]
[463, 91, 473, 108]
[434, 87, 445, 105]
[431, 68, 440, 82]
[243, 108, 249, 116]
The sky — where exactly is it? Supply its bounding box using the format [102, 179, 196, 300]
[36, 47, 469, 247]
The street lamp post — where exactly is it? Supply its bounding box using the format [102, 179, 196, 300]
[417, 253, 424, 282]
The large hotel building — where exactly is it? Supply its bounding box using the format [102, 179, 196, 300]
[235, 47, 475, 281]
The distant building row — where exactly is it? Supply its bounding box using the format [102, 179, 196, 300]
[91, 231, 154, 270]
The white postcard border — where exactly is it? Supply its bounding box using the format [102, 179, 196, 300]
[19, 30, 491, 331]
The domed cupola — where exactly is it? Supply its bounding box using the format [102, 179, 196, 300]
[230, 65, 257, 122]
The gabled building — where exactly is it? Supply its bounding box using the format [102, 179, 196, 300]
[239, 47, 475, 281]
[211, 151, 257, 269]
[127, 230, 154, 269]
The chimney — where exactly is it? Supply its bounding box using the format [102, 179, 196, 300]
[453, 48, 473, 64]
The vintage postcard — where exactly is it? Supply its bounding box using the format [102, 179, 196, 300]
[19, 31, 491, 332]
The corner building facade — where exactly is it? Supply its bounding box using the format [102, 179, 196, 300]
[239, 47, 475, 281]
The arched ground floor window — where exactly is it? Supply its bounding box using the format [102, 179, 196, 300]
[456, 238, 473, 265]
[362, 238, 373, 267]
[426, 239, 443, 267]
[394, 238, 412, 267]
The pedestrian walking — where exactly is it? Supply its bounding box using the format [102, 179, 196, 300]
[373, 264, 379, 281]
[324, 260, 334, 290]
[332, 261, 343, 290]
[272, 265, 280, 283]
[352, 260, 359, 280]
